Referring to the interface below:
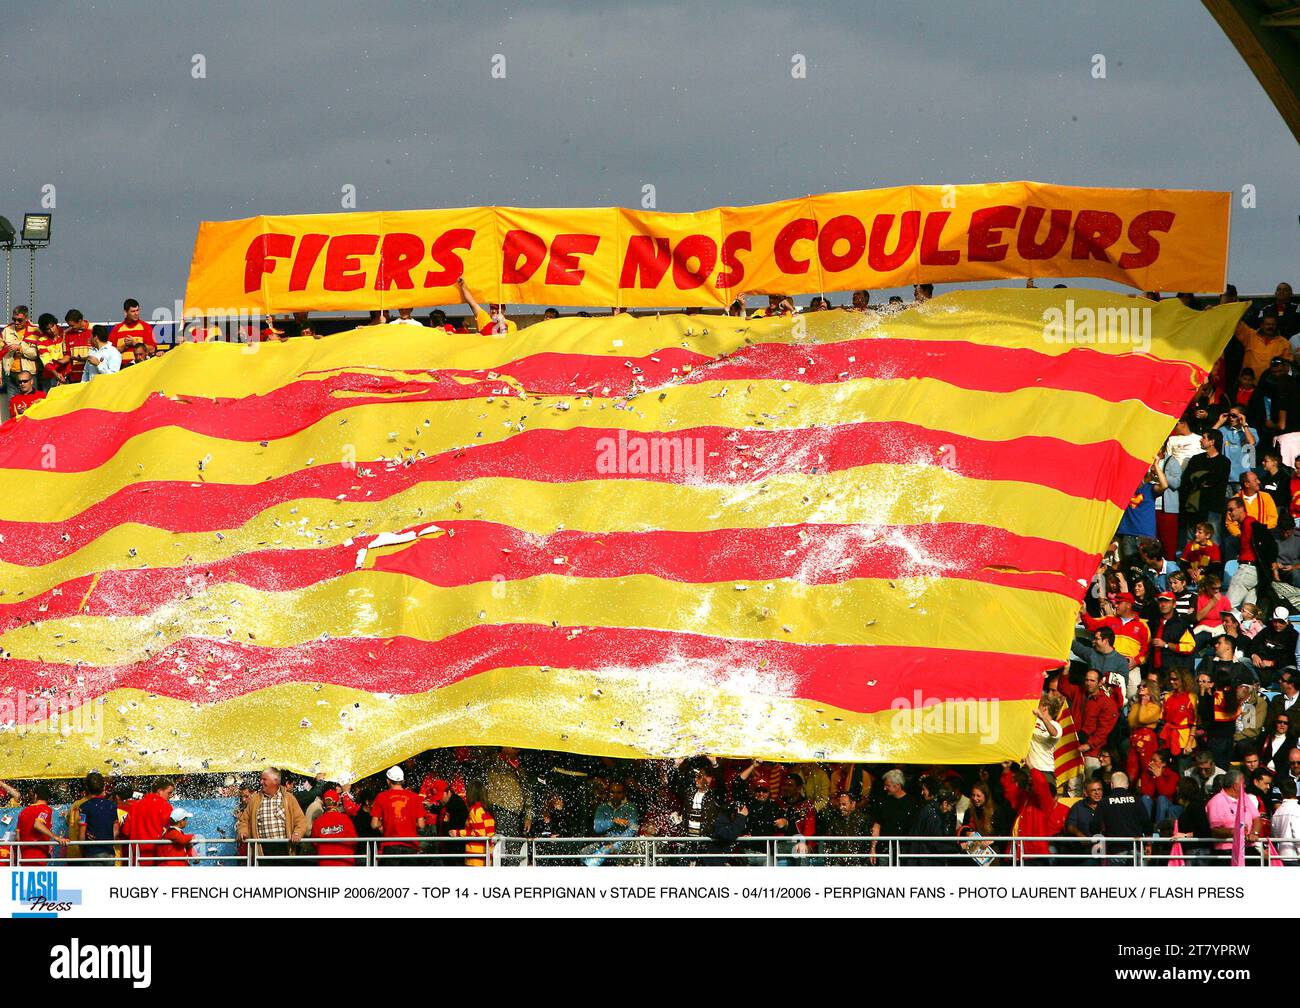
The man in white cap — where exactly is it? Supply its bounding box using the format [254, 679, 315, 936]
[1251, 607, 1299, 685]
[370, 766, 428, 865]
[156, 808, 196, 867]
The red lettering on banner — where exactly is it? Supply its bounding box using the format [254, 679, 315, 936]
[545, 233, 600, 286]
[374, 232, 425, 291]
[773, 218, 817, 275]
[244, 233, 294, 293]
[1016, 207, 1071, 260]
[918, 212, 960, 266]
[867, 212, 920, 272]
[618, 236, 672, 289]
[424, 229, 476, 288]
[818, 215, 867, 273]
[673, 234, 717, 290]
[1119, 210, 1174, 270]
[501, 230, 548, 284]
[967, 205, 1018, 263]
[716, 230, 752, 288]
[1070, 210, 1123, 262]
[323, 234, 379, 291]
[288, 234, 329, 291]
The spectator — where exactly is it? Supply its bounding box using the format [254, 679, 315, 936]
[32, 313, 65, 391]
[310, 789, 360, 866]
[388, 307, 423, 326]
[369, 765, 428, 864]
[1, 305, 40, 391]
[1214, 407, 1257, 493]
[78, 771, 118, 864]
[81, 328, 121, 381]
[592, 779, 639, 840]
[1270, 775, 1300, 864]
[109, 298, 157, 365]
[1235, 678, 1269, 756]
[156, 809, 196, 867]
[708, 796, 751, 865]
[1097, 771, 1152, 864]
[484, 746, 533, 862]
[457, 780, 496, 866]
[1206, 768, 1264, 864]
[1180, 429, 1229, 544]
[1064, 778, 1105, 863]
[1184, 749, 1225, 797]
[124, 777, 174, 866]
[874, 769, 921, 852]
[235, 768, 306, 865]
[673, 760, 722, 840]
[1000, 762, 1064, 863]
[1257, 281, 1299, 340]
[908, 788, 957, 865]
[15, 783, 65, 866]
[1076, 669, 1119, 775]
[7, 369, 44, 419]
[1235, 314, 1292, 382]
[820, 791, 875, 864]
[58, 309, 94, 383]
[1137, 750, 1182, 825]
[1259, 710, 1294, 772]
[456, 277, 517, 335]
[1160, 671, 1198, 768]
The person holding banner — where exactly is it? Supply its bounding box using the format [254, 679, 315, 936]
[455, 277, 517, 336]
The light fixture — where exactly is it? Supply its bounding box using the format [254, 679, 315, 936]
[0, 217, 15, 246]
[21, 213, 51, 243]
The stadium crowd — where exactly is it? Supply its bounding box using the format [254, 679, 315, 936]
[2, 280, 1299, 868]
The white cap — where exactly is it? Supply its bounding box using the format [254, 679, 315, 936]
[386, 766, 404, 782]
[170, 808, 191, 823]
[1273, 606, 1290, 620]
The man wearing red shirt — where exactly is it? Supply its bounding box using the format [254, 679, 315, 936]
[309, 790, 359, 866]
[7, 369, 45, 419]
[58, 309, 95, 384]
[109, 298, 156, 366]
[369, 766, 427, 863]
[1081, 592, 1150, 669]
[16, 784, 66, 865]
[124, 777, 174, 866]
[1075, 669, 1119, 774]
[31, 314, 66, 390]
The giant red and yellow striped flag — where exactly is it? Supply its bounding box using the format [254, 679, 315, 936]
[0, 290, 1240, 780]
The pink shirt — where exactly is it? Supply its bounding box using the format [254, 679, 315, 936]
[1206, 789, 1261, 851]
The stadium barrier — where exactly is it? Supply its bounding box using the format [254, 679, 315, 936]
[4, 835, 1280, 867]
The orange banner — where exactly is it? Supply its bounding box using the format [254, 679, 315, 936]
[183, 182, 1231, 315]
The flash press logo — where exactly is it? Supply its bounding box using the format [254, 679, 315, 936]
[1042, 298, 1151, 353]
[889, 691, 1000, 743]
[595, 430, 705, 479]
[49, 939, 151, 988]
[10, 869, 79, 917]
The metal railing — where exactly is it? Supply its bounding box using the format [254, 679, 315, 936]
[4, 833, 1285, 867]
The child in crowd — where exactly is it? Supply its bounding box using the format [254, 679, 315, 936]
[1192, 574, 1231, 645]
[1181, 522, 1222, 578]
[1168, 569, 1197, 623]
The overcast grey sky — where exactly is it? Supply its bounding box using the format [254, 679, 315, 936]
[2, 0, 1296, 319]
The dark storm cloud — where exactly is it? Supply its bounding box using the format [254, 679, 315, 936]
[1, 0, 1296, 318]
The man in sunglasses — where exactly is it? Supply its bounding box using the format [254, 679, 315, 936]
[7, 368, 45, 419]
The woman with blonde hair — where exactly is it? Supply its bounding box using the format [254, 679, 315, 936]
[1127, 681, 1162, 779]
